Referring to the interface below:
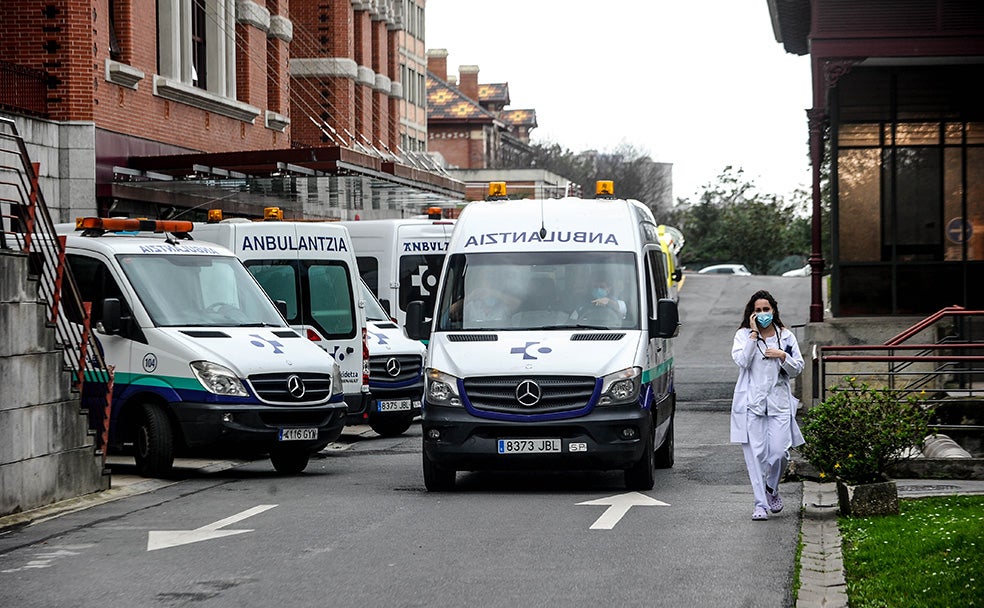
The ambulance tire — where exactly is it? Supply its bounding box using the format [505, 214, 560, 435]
[654, 415, 675, 469]
[624, 426, 655, 491]
[270, 448, 310, 475]
[369, 414, 413, 437]
[422, 449, 455, 491]
[134, 403, 174, 478]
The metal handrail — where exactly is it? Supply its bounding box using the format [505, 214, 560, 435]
[0, 115, 113, 460]
[885, 305, 967, 345]
[814, 307, 984, 405]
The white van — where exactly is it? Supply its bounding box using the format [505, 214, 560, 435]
[338, 217, 455, 329]
[406, 182, 680, 491]
[360, 278, 425, 436]
[61, 217, 347, 477]
[192, 211, 372, 425]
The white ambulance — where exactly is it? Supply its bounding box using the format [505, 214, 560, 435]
[61, 217, 347, 477]
[360, 278, 425, 436]
[406, 182, 680, 491]
[191, 209, 372, 426]
[338, 216, 455, 330]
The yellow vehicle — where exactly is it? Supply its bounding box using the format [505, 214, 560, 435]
[657, 224, 685, 300]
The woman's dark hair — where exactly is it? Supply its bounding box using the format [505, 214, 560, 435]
[739, 290, 785, 329]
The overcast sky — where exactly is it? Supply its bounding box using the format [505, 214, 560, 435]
[424, 1, 814, 203]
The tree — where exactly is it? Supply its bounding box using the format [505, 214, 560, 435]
[507, 140, 673, 218]
[510, 144, 825, 275]
[674, 167, 812, 275]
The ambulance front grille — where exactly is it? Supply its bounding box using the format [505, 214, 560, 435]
[462, 375, 597, 415]
[369, 354, 422, 384]
[248, 372, 333, 404]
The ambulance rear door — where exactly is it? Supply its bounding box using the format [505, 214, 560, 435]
[394, 221, 453, 327]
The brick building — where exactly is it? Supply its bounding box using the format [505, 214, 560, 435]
[425, 48, 575, 202]
[0, 0, 461, 222]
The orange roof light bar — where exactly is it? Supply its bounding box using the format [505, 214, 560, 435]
[264, 207, 284, 221]
[487, 182, 508, 200]
[596, 180, 615, 198]
[207, 209, 224, 223]
[75, 217, 194, 233]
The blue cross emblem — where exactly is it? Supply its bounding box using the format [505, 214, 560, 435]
[510, 341, 553, 360]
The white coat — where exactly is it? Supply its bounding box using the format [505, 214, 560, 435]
[729, 325, 806, 446]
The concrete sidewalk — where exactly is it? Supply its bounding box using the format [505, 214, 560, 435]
[795, 479, 984, 608]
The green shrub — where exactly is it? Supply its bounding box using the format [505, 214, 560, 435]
[800, 378, 934, 484]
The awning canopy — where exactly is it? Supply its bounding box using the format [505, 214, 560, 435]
[111, 145, 466, 220]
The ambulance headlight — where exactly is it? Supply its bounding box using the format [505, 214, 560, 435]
[426, 368, 461, 407]
[190, 361, 249, 397]
[331, 362, 344, 399]
[599, 367, 641, 405]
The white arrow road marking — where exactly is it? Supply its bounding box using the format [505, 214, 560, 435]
[147, 504, 277, 551]
[577, 492, 670, 530]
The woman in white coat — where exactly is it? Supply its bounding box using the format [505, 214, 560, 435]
[730, 290, 805, 521]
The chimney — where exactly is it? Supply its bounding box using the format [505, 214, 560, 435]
[427, 48, 448, 81]
[459, 65, 479, 102]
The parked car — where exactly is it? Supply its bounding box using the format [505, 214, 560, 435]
[698, 263, 752, 276]
[782, 264, 811, 277]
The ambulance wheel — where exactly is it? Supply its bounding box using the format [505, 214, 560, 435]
[270, 448, 310, 475]
[624, 427, 655, 491]
[134, 403, 174, 478]
[422, 449, 455, 491]
[654, 415, 675, 469]
[369, 414, 413, 437]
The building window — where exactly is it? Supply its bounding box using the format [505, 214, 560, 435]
[157, 0, 235, 98]
[191, 0, 207, 89]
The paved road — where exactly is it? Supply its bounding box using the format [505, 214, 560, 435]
[0, 275, 813, 608]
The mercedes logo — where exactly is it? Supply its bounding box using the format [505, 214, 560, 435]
[515, 379, 542, 407]
[286, 374, 306, 399]
[385, 357, 402, 377]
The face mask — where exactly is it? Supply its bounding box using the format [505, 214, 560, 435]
[756, 312, 774, 328]
[592, 287, 608, 299]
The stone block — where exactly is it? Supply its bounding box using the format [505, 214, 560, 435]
[0, 302, 58, 357]
[0, 351, 76, 410]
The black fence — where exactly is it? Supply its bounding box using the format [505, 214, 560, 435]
[0, 61, 48, 118]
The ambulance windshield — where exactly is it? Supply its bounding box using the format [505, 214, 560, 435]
[360, 278, 392, 322]
[118, 254, 286, 327]
[435, 251, 639, 331]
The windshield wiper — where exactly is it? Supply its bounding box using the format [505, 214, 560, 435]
[573, 323, 613, 330]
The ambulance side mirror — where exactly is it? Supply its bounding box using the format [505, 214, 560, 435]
[274, 300, 288, 318]
[651, 298, 680, 338]
[379, 298, 392, 316]
[100, 298, 122, 335]
[405, 300, 431, 341]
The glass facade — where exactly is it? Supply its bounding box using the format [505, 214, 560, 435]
[832, 66, 984, 315]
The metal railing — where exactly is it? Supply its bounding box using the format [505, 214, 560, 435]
[0, 115, 113, 460]
[0, 62, 49, 118]
[814, 306, 984, 411]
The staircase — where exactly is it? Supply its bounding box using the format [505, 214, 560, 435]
[0, 115, 108, 517]
[0, 252, 108, 515]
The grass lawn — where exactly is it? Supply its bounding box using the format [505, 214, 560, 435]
[838, 495, 984, 608]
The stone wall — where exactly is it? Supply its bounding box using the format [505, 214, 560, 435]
[0, 251, 107, 517]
